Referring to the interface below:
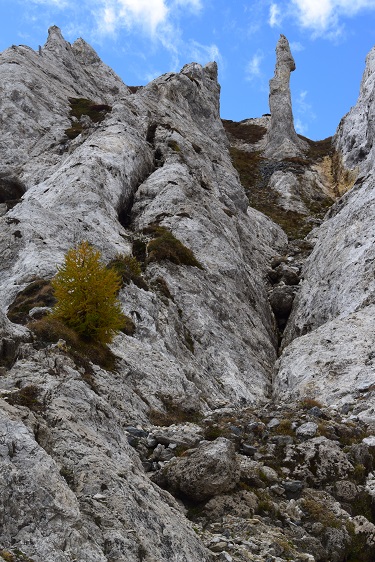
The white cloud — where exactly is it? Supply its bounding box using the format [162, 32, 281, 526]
[173, 0, 202, 11]
[289, 41, 304, 52]
[295, 117, 307, 135]
[269, 3, 282, 27]
[188, 40, 221, 64]
[246, 51, 264, 81]
[294, 90, 315, 135]
[96, 0, 169, 36]
[25, 0, 71, 7]
[290, 0, 375, 34]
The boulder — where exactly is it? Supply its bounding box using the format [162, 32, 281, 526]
[152, 438, 240, 501]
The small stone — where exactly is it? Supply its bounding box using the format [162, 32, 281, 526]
[270, 484, 285, 496]
[308, 406, 323, 418]
[146, 436, 158, 448]
[210, 541, 228, 552]
[28, 306, 52, 319]
[229, 425, 242, 436]
[242, 444, 257, 456]
[127, 435, 138, 447]
[126, 426, 148, 438]
[341, 403, 352, 415]
[296, 422, 318, 438]
[260, 465, 279, 484]
[93, 493, 106, 500]
[267, 417, 280, 429]
[334, 480, 358, 501]
[282, 480, 303, 498]
[363, 436, 375, 447]
[270, 435, 293, 445]
[152, 437, 240, 501]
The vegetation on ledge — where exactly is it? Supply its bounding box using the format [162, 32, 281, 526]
[65, 97, 111, 139]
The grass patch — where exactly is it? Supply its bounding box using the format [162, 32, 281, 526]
[229, 147, 262, 192]
[301, 494, 341, 529]
[300, 397, 323, 410]
[28, 316, 117, 372]
[7, 385, 43, 413]
[107, 255, 148, 290]
[222, 120, 267, 144]
[65, 97, 111, 139]
[272, 418, 295, 437]
[167, 140, 181, 152]
[229, 137, 334, 240]
[149, 396, 202, 426]
[151, 277, 174, 301]
[145, 225, 203, 269]
[120, 315, 136, 337]
[229, 147, 311, 239]
[132, 239, 147, 265]
[204, 424, 226, 441]
[345, 521, 375, 562]
[7, 279, 55, 324]
[0, 550, 34, 562]
[255, 490, 280, 518]
[299, 136, 333, 162]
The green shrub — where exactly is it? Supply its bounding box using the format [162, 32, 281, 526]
[51, 241, 125, 344]
[145, 226, 203, 269]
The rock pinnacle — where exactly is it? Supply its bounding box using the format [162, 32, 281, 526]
[264, 34, 308, 159]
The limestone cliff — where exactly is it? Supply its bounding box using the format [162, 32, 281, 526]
[1, 27, 375, 562]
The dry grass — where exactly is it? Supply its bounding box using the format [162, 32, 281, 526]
[7, 278, 55, 324]
[222, 120, 267, 144]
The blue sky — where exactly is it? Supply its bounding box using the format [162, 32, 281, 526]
[1, 0, 375, 140]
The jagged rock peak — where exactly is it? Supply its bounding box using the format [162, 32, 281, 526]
[72, 37, 101, 65]
[44, 25, 72, 54]
[264, 34, 308, 160]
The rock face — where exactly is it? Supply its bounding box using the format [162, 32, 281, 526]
[2, 26, 375, 562]
[264, 34, 308, 159]
[274, 41, 375, 424]
[0, 27, 286, 561]
[334, 44, 375, 175]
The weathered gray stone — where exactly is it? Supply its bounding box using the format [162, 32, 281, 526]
[151, 423, 203, 448]
[203, 490, 258, 519]
[264, 35, 308, 159]
[284, 437, 354, 486]
[296, 422, 318, 438]
[334, 480, 358, 502]
[152, 438, 240, 501]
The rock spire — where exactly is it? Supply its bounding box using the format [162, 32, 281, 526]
[264, 34, 308, 159]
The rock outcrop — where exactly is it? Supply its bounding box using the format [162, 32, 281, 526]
[274, 41, 375, 424]
[0, 27, 286, 561]
[264, 34, 308, 159]
[1, 26, 375, 562]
